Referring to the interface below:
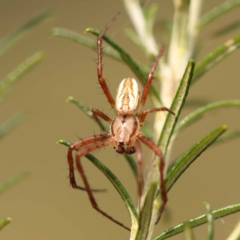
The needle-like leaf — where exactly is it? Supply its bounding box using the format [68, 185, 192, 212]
[198, 0, 240, 28]
[193, 34, 240, 83]
[158, 60, 195, 156]
[0, 172, 29, 196]
[166, 125, 227, 192]
[176, 100, 240, 132]
[153, 203, 240, 240]
[0, 51, 45, 103]
[0, 217, 11, 230]
[0, 11, 50, 55]
[135, 182, 157, 240]
[204, 202, 214, 240]
[0, 112, 26, 139]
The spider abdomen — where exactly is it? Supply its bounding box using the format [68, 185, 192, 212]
[110, 115, 140, 145]
[115, 78, 140, 114]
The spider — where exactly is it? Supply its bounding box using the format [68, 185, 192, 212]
[67, 14, 174, 231]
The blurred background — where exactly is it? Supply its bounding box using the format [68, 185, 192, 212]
[0, 0, 239, 239]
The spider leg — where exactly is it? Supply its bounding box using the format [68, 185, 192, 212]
[137, 134, 167, 224]
[139, 47, 164, 109]
[139, 107, 175, 126]
[97, 13, 120, 110]
[134, 140, 144, 211]
[68, 134, 110, 192]
[92, 108, 112, 123]
[75, 140, 130, 231]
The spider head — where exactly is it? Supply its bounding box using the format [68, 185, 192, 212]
[115, 78, 140, 115]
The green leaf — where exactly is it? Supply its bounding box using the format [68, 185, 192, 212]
[158, 60, 195, 155]
[0, 51, 45, 102]
[124, 154, 138, 179]
[0, 172, 29, 195]
[185, 98, 210, 107]
[198, 0, 240, 28]
[166, 125, 227, 192]
[213, 20, 240, 37]
[58, 139, 138, 229]
[176, 100, 240, 132]
[135, 182, 157, 240]
[85, 28, 161, 104]
[214, 129, 240, 145]
[193, 34, 240, 83]
[0, 11, 50, 55]
[153, 203, 240, 240]
[0, 112, 26, 139]
[52, 28, 122, 62]
[204, 202, 214, 240]
[0, 217, 11, 230]
[183, 222, 195, 240]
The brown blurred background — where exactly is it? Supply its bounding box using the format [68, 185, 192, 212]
[0, 0, 239, 239]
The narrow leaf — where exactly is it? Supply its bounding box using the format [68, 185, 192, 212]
[214, 129, 240, 145]
[0, 217, 11, 230]
[0, 112, 26, 139]
[166, 125, 227, 192]
[85, 28, 161, 104]
[0, 11, 50, 55]
[0, 172, 29, 195]
[124, 154, 138, 179]
[176, 100, 240, 132]
[158, 60, 195, 155]
[0, 51, 45, 102]
[58, 139, 138, 228]
[184, 222, 195, 240]
[193, 34, 240, 83]
[198, 0, 240, 28]
[204, 202, 214, 240]
[136, 182, 157, 240]
[52, 28, 122, 62]
[213, 20, 240, 37]
[154, 203, 240, 240]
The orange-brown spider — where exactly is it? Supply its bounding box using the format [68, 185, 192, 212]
[67, 14, 174, 231]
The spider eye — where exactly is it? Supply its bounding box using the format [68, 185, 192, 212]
[116, 78, 140, 114]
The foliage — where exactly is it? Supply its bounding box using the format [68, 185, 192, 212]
[55, 1, 240, 239]
[0, 11, 48, 231]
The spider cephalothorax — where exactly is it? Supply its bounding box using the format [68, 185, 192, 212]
[66, 14, 174, 231]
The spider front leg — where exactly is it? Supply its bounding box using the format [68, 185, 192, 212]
[68, 134, 110, 192]
[139, 47, 165, 110]
[137, 134, 167, 223]
[97, 13, 120, 111]
[74, 139, 130, 231]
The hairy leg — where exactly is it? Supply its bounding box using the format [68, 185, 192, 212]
[68, 134, 110, 192]
[137, 134, 167, 223]
[75, 140, 130, 231]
